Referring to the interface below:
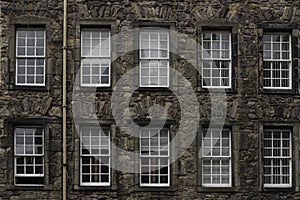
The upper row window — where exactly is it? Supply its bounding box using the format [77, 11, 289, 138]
[13, 27, 295, 91]
[202, 31, 231, 88]
[81, 29, 111, 87]
[139, 31, 169, 87]
[263, 33, 292, 89]
[16, 28, 46, 86]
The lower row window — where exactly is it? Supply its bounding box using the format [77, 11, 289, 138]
[140, 128, 170, 187]
[80, 127, 110, 186]
[14, 127, 44, 186]
[12, 125, 293, 189]
[202, 129, 232, 187]
[263, 129, 292, 188]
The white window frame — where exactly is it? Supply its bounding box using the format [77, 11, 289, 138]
[201, 31, 232, 89]
[140, 128, 170, 187]
[262, 33, 292, 89]
[263, 129, 292, 188]
[202, 129, 232, 188]
[80, 127, 111, 186]
[80, 29, 111, 87]
[15, 28, 46, 86]
[14, 127, 44, 186]
[139, 30, 170, 87]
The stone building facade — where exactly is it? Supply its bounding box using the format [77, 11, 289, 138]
[0, 0, 300, 199]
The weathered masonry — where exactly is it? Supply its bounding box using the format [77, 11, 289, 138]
[1, 0, 300, 199]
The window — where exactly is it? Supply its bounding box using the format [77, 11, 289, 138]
[202, 129, 231, 187]
[80, 127, 110, 186]
[81, 29, 110, 87]
[140, 128, 170, 186]
[263, 33, 292, 89]
[263, 129, 292, 188]
[139, 30, 169, 87]
[202, 31, 231, 88]
[14, 127, 44, 185]
[16, 28, 46, 86]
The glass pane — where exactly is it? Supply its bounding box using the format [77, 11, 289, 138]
[18, 48, 25, 55]
[17, 166, 24, 174]
[25, 146, 33, 154]
[26, 166, 33, 174]
[36, 166, 43, 174]
[16, 137, 24, 144]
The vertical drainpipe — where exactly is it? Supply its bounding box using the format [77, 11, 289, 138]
[62, 0, 67, 199]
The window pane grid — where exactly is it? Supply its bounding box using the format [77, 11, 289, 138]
[263, 33, 291, 89]
[140, 128, 170, 186]
[202, 32, 231, 88]
[80, 128, 110, 186]
[14, 127, 44, 184]
[81, 29, 111, 87]
[202, 129, 231, 187]
[139, 31, 169, 87]
[16, 29, 46, 86]
[263, 129, 292, 187]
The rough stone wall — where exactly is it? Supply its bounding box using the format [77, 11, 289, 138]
[0, 0, 63, 199]
[0, 0, 300, 199]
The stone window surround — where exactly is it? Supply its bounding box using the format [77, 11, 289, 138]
[7, 17, 52, 91]
[133, 21, 177, 92]
[263, 129, 292, 187]
[197, 121, 240, 192]
[14, 126, 45, 186]
[196, 21, 239, 94]
[139, 127, 170, 186]
[73, 119, 117, 191]
[79, 126, 111, 186]
[201, 128, 232, 187]
[258, 121, 299, 192]
[80, 28, 111, 87]
[15, 28, 46, 86]
[201, 31, 232, 89]
[258, 24, 298, 94]
[139, 30, 170, 87]
[3, 118, 51, 190]
[74, 20, 117, 92]
[132, 119, 177, 192]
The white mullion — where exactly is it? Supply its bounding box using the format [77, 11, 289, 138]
[99, 58, 102, 86]
[280, 131, 283, 184]
[280, 61, 283, 87]
[34, 31, 37, 57]
[99, 30, 102, 57]
[289, 34, 292, 88]
[228, 33, 232, 88]
[158, 156, 161, 184]
[33, 155, 36, 175]
[89, 60, 93, 85]
[89, 31, 92, 58]
[23, 129, 26, 156]
[158, 60, 160, 86]
[210, 33, 213, 59]
[209, 158, 212, 184]
[219, 34, 222, 60]
[89, 156, 92, 183]
[24, 59, 28, 85]
[289, 158, 292, 185]
[219, 60, 222, 86]
[25, 31, 28, 56]
[271, 158, 274, 184]
[289, 131, 292, 184]
[280, 35, 283, 60]
[218, 35, 222, 86]
[34, 59, 37, 84]
[271, 34, 273, 60]
[218, 158, 221, 184]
